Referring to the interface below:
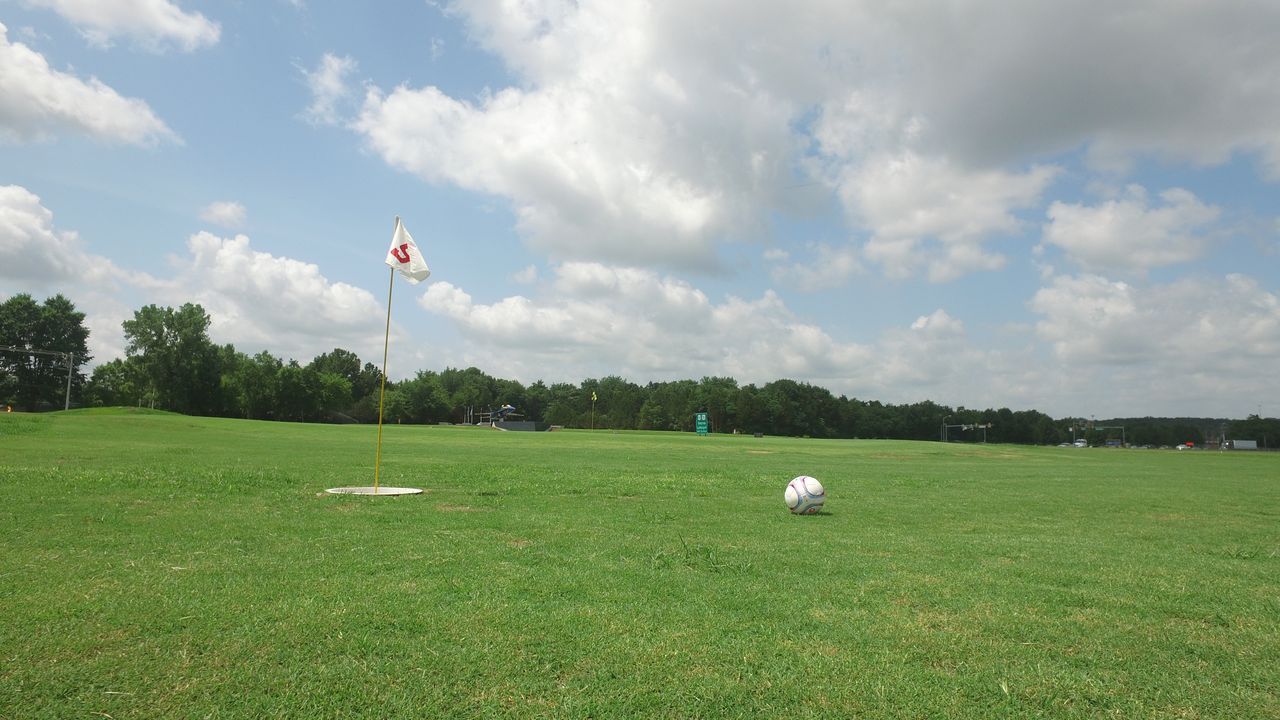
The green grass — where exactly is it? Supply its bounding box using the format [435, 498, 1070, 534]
[1, 410, 1277, 718]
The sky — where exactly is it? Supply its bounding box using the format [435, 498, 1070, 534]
[2, 0, 1278, 419]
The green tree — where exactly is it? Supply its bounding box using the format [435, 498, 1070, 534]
[307, 348, 368, 410]
[443, 366, 497, 419]
[84, 358, 146, 407]
[122, 303, 222, 415]
[381, 387, 411, 424]
[637, 396, 673, 430]
[316, 372, 353, 418]
[223, 351, 282, 419]
[523, 380, 550, 423]
[0, 293, 91, 410]
[542, 382, 583, 427]
[1229, 414, 1280, 449]
[696, 376, 739, 433]
[593, 375, 645, 429]
[275, 362, 321, 422]
[643, 379, 697, 431]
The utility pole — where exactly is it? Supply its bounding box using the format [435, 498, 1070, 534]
[63, 352, 74, 411]
[0, 345, 75, 410]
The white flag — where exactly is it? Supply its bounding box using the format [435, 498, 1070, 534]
[385, 217, 431, 283]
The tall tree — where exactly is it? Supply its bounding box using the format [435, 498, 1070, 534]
[308, 348, 366, 405]
[0, 294, 91, 410]
[84, 358, 148, 408]
[122, 303, 222, 415]
[223, 350, 282, 419]
[275, 361, 320, 422]
[696, 376, 739, 433]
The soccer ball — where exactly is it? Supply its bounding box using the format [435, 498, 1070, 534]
[784, 475, 825, 514]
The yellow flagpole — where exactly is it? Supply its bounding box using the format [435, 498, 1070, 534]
[374, 265, 395, 493]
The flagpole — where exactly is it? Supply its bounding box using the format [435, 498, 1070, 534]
[374, 265, 395, 494]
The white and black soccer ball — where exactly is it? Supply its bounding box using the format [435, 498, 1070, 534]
[784, 475, 826, 514]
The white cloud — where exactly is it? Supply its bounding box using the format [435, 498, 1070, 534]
[355, 81, 765, 270]
[353, 0, 812, 271]
[767, 242, 861, 291]
[419, 262, 861, 382]
[350, 1, 1280, 281]
[840, 152, 1059, 281]
[417, 256, 1280, 416]
[0, 185, 392, 365]
[1042, 186, 1221, 273]
[0, 185, 161, 362]
[1029, 272, 1280, 414]
[867, 309, 993, 392]
[1030, 274, 1144, 365]
[1031, 273, 1280, 367]
[0, 185, 134, 289]
[511, 265, 538, 284]
[0, 23, 177, 146]
[199, 201, 246, 229]
[841, 1, 1280, 177]
[167, 232, 386, 360]
[24, 0, 220, 51]
[300, 53, 357, 126]
[416, 261, 1036, 404]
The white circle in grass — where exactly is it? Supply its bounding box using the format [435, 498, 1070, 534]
[326, 486, 422, 496]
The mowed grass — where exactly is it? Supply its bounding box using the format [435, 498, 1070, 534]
[1, 410, 1277, 719]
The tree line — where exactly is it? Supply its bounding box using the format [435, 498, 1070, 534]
[4, 294, 1276, 446]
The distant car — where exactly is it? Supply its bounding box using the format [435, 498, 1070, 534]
[1073, 440, 1087, 448]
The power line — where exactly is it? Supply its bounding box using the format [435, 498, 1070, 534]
[0, 345, 76, 411]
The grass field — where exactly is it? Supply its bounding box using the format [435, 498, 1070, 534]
[2, 409, 1277, 718]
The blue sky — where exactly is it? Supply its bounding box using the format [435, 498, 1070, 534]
[2, 0, 1278, 418]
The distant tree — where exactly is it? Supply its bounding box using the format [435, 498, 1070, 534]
[637, 395, 674, 430]
[84, 358, 147, 407]
[494, 377, 528, 415]
[542, 382, 583, 427]
[523, 380, 551, 423]
[760, 379, 839, 438]
[307, 348, 367, 408]
[442, 367, 497, 418]
[696, 376, 739, 433]
[0, 368, 14, 407]
[1226, 414, 1279, 449]
[397, 370, 451, 423]
[275, 362, 321, 422]
[122, 303, 222, 415]
[733, 384, 767, 434]
[223, 351, 282, 419]
[316, 372, 353, 417]
[0, 293, 91, 410]
[381, 387, 411, 423]
[644, 379, 698, 431]
[593, 375, 644, 429]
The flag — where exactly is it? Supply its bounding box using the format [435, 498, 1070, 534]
[385, 216, 431, 283]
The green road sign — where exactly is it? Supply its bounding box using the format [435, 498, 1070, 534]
[695, 412, 709, 435]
